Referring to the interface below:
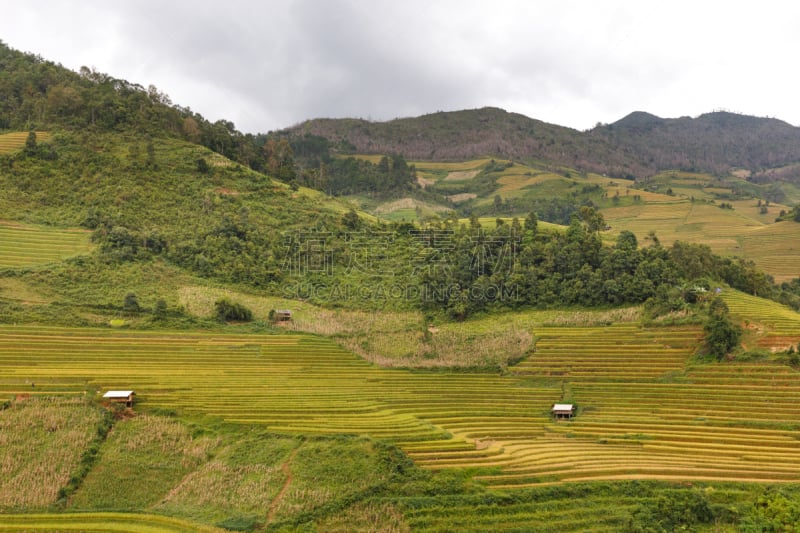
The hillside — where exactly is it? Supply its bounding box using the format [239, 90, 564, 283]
[287, 107, 648, 177]
[595, 111, 800, 177]
[4, 39, 800, 533]
[284, 107, 800, 181]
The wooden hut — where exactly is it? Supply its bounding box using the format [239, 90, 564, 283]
[275, 309, 292, 322]
[552, 403, 574, 420]
[103, 390, 135, 407]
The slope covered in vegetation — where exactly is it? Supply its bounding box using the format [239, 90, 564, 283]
[3, 38, 800, 532]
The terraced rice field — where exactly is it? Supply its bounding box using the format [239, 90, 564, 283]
[0, 131, 51, 154]
[0, 221, 92, 267]
[737, 221, 800, 283]
[3, 317, 800, 489]
[603, 201, 800, 282]
[722, 289, 800, 350]
[0, 512, 224, 532]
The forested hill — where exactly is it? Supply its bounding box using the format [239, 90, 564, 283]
[285, 107, 648, 178]
[594, 111, 800, 176]
[0, 41, 262, 170]
[284, 107, 800, 180]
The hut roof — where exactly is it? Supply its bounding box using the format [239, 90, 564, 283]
[103, 390, 135, 399]
[552, 403, 574, 412]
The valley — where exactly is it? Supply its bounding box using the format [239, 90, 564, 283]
[2, 39, 800, 531]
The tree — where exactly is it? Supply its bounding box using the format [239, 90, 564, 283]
[24, 130, 37, 154]
[214, 298, 253, 322]
[182, 116, 202, 143]
[263, 139, 296, 181]
[196, 158, 210, 173]
[493, 195, 503, 212]
[153, 299, 168, 319]
[704, 296, 742, 360]
[342, 209, 360, 231]
[145, 140, 156, 169]
[377, 156, 390, 174]
[524, 211, 538, 234]
[579, 205, 605, 233]
[123, 293, 140, 313]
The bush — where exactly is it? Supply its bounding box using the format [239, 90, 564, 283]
[703, 297, 742, 360]
[154, 299, 168, 319]
[626, 489, 714, 532]
[123, 292, 141, 313]
[214, 298, 253, 322]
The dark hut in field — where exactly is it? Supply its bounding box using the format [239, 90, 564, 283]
[103, 390, 135, 407]
[552, 403, 574, 420]
[275, 309, 292, 321]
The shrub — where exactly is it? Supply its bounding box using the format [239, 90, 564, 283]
[703, 296, 742, 360]
[123, 292, 141, 313]
[214, 298, 253, 322]
[154, 299, 168, 319]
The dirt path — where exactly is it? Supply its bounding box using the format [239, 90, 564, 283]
[267, 447, 299, 523]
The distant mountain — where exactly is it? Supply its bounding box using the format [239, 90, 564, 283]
[287, 107, 649, 178]
[595, 111, 800, 176]
[284, 108, 800, 180]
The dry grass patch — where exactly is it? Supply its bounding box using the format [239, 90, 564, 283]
[374, 198, 449, 215]
[416, 175, 435, 188]
[446, 193, 477, 203]
[411, 158, 494, 172]
[444, 170, 480, 181]
[0, 278, 52, 304]
[0, 396, 102, 510]
[179, 285, 538, 369]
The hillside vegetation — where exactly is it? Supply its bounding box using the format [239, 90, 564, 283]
[2, 38, 800, 532]
[285, 107, 800, 181]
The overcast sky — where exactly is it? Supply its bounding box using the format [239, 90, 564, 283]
[2, 1, 798, 133]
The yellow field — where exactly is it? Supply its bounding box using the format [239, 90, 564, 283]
[495, 171, 564, 193]
[0, 512, 225, 532]
[410, 158, 497, 172]
[603, 201, 800, 282]
[4, 315, 800, 488]
[0, 131, 52, 154]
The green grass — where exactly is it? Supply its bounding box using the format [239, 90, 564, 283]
[0, 221, 92, 268]
[70, 415, 217, 511]
[178, 285, 537, 369]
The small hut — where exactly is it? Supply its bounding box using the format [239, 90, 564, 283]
[103, 390, 135, 407]
[275, 309, 292, 322]
[552, 403, 574, 420]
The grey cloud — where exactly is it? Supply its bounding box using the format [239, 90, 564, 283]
[1, 0, 800, 133]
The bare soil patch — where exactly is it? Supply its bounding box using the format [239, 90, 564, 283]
[444, 170, 480, 181]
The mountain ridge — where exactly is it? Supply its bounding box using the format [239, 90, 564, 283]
[282, 106, 800, 180]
